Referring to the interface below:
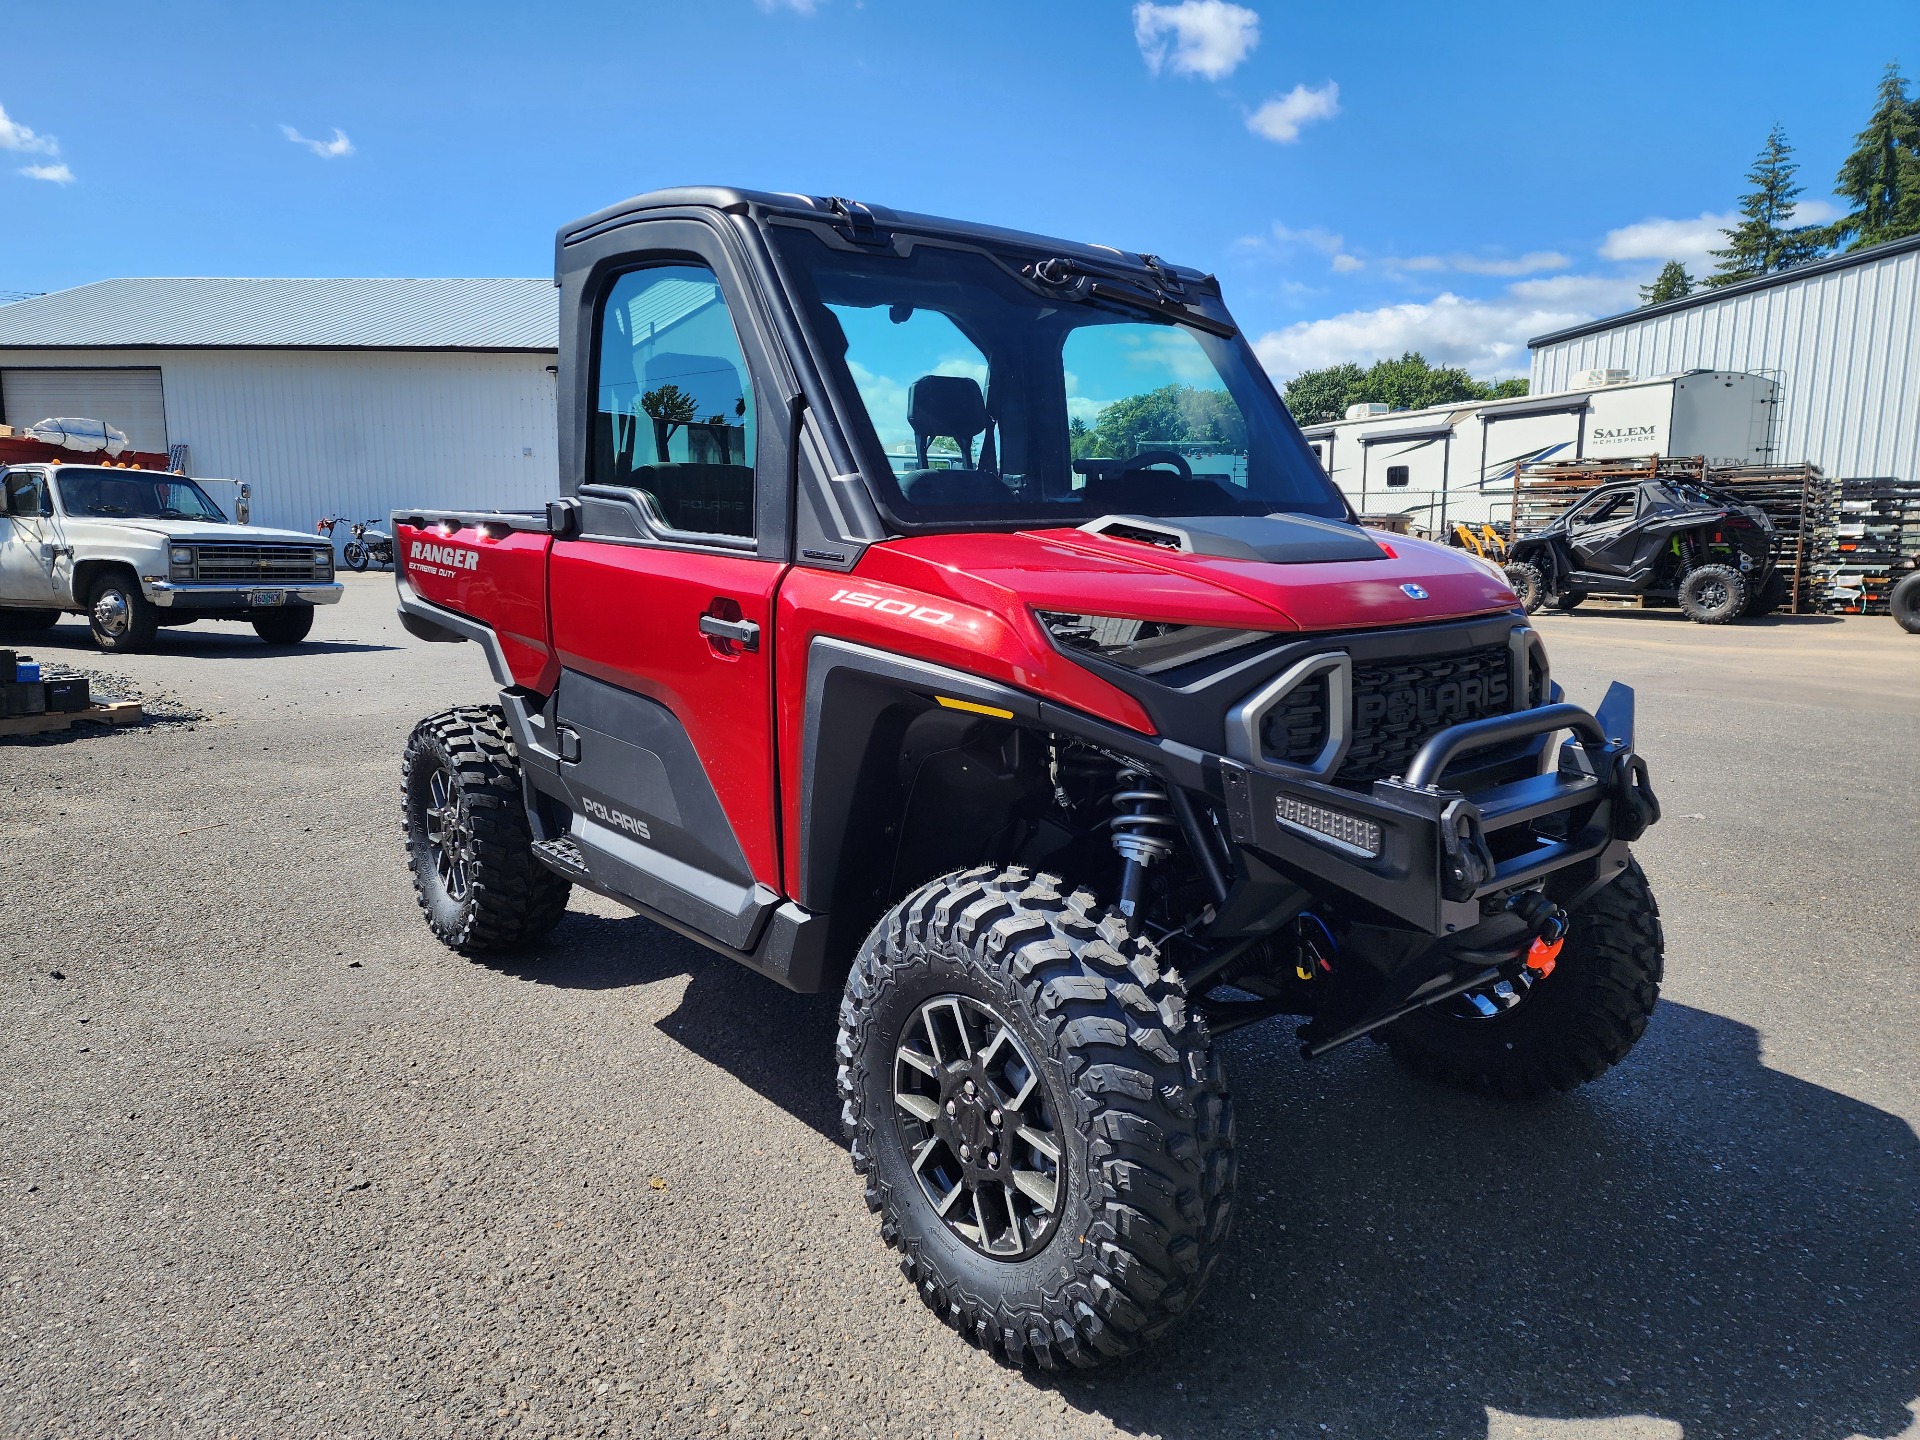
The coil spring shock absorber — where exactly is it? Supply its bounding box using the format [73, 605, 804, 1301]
[1110, 765, 1177, 921]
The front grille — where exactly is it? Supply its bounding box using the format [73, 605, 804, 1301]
[192, 544, 324, 584]
[1260, 640, 1517, 788]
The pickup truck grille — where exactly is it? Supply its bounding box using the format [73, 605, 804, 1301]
[192, 544, 324, 584]
[1261, 640, 1517, 788]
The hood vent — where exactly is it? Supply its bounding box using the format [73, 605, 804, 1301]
[1078, 513, 1387, 565]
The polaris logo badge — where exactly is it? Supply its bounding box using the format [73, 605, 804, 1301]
[409, 539, 480, 572]
[1400, 583, 1429, 600]
[582, 794, 651, 841]
[1357, 671, 1510, 729]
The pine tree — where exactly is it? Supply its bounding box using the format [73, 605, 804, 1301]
[1708, 125, 1827, 286]
[1640, 261, 1694, 304]
[1832, 61, 1920, 251]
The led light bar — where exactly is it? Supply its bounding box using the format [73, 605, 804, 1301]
[1273, 794, 1383, 858]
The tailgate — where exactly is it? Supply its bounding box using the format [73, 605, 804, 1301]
[394, 508, 558, 690]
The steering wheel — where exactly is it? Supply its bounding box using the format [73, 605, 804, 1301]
[1120, 449, 1193, 478]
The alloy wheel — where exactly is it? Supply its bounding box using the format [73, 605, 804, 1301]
[424, 766, 474, 901]
[891, 994, 1064, 1259]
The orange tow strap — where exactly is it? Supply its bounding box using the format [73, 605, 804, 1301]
[1525, 936, 1563, 977]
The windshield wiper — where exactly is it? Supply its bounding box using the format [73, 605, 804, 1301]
[1022, 257, 1236, 338]
[86, 505, 132, 516]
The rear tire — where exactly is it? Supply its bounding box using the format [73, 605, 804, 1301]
[1548, 590, 1587, 611]
[0, 607, 59, 633]
[838, 865, 1234, 1369]
[1504, 562, 1545, 614]
[1891, 571, 1920, 635]
[1743, 569, 1788, 618]
[1382, 859, 1664, 1100]
[1677, 564, 1747, 624]
[252, 606, 315, 645]
[87, 571, 159, 653]
[401, 706, 571, 954]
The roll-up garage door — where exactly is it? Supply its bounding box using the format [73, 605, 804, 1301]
[1, 368, 168, 454]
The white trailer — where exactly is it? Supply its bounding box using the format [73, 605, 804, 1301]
[1297, 369, 1780, 534]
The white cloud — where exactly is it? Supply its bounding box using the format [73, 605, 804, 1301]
[1796, 197, 1842, 224]
[1600, 212, 1736, 265]
[0, 102, 58, 156]
[1237, 220, 1362, 272]
[1330, 253, 1365, 273]
[19, 162, 74, 184]
[281, 125, 354, 159]
[1252, 275, 1640, 380]
[1246, 82, 1340, 144]
[755, 0, 821, 11]
[1387, 251, 1569, 277]
[1133, 1, 1259, 80]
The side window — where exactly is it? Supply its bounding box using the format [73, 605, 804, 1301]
[1572, 491, 1635, 527]
[1385, 464, 1410, 489]
[592, 264, 756, 539]
[3, 472, 47, 517]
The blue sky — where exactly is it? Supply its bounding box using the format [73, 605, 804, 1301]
[1, 0, 1909, 380]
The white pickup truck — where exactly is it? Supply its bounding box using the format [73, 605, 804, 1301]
[0, 462, 343, 652]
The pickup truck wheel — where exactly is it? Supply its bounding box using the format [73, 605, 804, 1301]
[251, 607, 315, 645]
[401, 706, 570, 954]
[1677, 563, 1747, 624]
[87, 573, 158, 653]
[1382, 859, 1664, 1100]
[1888, 571, 1920, 634]
[0, 607, 59, 632]
[838, 865, 1234, 1369]
[1503, 562, 1545, 614]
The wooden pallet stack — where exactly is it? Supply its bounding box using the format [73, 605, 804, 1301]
[1511, 456, 1829, 614]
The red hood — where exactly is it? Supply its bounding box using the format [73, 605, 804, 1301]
[855, 522, 1517, 635]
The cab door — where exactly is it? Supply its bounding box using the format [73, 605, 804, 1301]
[1564, 488, 1643, 577]
[0, 469, 66, 605]
[546, 230, 794, 952]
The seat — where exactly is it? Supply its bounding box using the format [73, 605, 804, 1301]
[897, 375, 1006, 507]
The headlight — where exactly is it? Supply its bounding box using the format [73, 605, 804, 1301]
[1036, 610, 1269, 675]
[170, 546, 194, 566]
[313, 548, 333, 566]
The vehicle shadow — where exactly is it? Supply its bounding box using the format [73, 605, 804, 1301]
[7, 621, 396, 659]
[1546, 609, 1845, 627]
[477, 914, 1920, 1438]
[480, 910, 845, 1141]
[1045, 1001, 1920, 1440]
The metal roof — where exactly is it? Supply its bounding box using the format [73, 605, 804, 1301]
[0, 277, 558, 351]
[1527, 232, 1920, 348]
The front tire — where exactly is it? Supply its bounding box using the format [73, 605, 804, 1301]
[252, 606, 315, 645]
[1382, 859, 1664, 1099]
[1891, 571, 1920, 635]
[87, 571, 158, 652]
[838, 866, 1234, 1369]
[1504, 561, 1545, 614]
[1677, 563, 1747, 624]
[401, 706, 571, 954]
[1743, 569, 1788, 618]
[343, 541, 369, 572]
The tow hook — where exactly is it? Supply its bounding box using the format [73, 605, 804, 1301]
[1506, 891, 1568, 977]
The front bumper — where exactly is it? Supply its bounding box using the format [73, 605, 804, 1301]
[143, 580, 344, 608]
[1218, 684, 1659, 936]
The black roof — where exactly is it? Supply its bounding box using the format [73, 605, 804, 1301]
[1527, 231, 1920, 348]
[554, 185, 1211, 287]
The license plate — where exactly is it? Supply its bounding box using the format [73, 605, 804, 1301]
[250, 589, 286, 607]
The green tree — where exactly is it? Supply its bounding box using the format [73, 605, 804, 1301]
[1708, 125, 1827, 286]
[1831, 61, 1920, 251]
[1640, 260, 1695, 305]
[1282, 352, 1525, 423]
[1074, 384, 1245, 459]
[640, 382, 701, 461]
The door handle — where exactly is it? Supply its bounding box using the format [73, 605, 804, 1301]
[698, 613, 760, 651]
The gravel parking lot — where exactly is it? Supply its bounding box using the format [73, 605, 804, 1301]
[3, 576, 1916, 1440]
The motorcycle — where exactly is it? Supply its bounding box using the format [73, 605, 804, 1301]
[317, 515, 394, 572]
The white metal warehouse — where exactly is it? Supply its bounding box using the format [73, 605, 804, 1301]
[1529, 233, 1920, 485]
[0, 277, 560, 533]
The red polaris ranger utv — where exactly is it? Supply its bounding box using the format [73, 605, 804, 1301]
[394, 188, 1665, 1369]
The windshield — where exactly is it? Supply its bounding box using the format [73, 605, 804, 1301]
[54, 468, 228, 522]
[770, 226, 1346, 525]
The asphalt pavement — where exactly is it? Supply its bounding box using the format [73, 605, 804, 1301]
[2, 576, 1916, 1440]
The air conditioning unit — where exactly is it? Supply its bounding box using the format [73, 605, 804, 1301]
[1345, 402, 1391, 420]
[1572, 368, 1633, 388]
